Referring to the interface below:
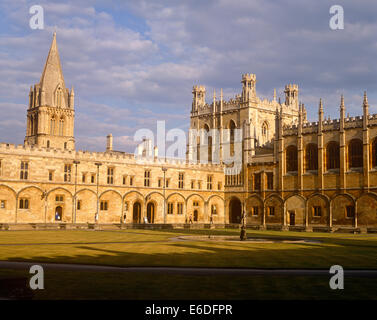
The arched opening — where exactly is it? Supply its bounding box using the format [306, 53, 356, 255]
[305, 143, 318, 171]
[229, 120, 236, 156]
[326, 141, 340, 170]
[50, 117, 55, 135]
[133, 202, 141, 223]
[286, 145, 298, 172]
[59, 117, 64, 136]
[193, 209, 198, 222]
[229, 197, 242, 223]
[204, 124, 212, 163]
[47, 140, 50, 148]
[261, 121, 268, 144]
[147, 202, 155, 224]
[289, 211, 295, 226]
[348, 139, 363, 169]
[55, 206, 63, 221]
[372, 138, 377, 168]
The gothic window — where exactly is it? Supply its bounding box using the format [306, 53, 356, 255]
[64, 164, 72, 182]
[326, 141, 340, 170]
[177, 203, 184, 215]
[313, 206, 322, 217]
[254, 173, 261, 190]
[107, 167, 114, 185]
[144, 170, 151, 187]
[20, 161, 29, 180]
[59, 118, 64, 136]
[19, 198, 29, 209]
[207, 175, 213, 190]
[50, 117, 55, 135]
[204, 124, 212, 162]
[286, 145, 298, 172]
[266, 172, 273, 190]
[100, 201, 108, 211]
[305, 143, 318, 171]
[348, 139, 363, 169]
[178, 173, 184, 189]
[262, 122, 268, 141]
[372, 138, 377, 168]
[30, 117, 34, 135]
[167, 202, 174, 214]
[267, 206, 275, 216]
[56, 87, 63, 107]
[229, 120, 236, 157]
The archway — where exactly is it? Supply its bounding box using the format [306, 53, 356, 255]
[229, 197, 242, 223]
[147, 202, 155, 223]
[55, 206, 63, 221]
[133, 202, 141, 223]
[193, 210, 198, 222]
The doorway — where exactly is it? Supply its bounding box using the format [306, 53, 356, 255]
[147, 202, 155, 223]
[193, 210, 198, 222]
[229, 198, 242, 223]
[289, 211, 295, 226]
[133, 202, 141, 223]
[55, 206, 63, 221]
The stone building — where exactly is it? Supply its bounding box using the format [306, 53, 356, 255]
[0, 32, 376, 231]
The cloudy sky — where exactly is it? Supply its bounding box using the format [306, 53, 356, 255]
[1, 0, 377, 152]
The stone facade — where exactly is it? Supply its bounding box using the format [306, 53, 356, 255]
[0, 32, 376, 231]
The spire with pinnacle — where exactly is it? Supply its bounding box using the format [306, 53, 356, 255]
[363, 91, 369, 129]
[340, 95, 345, 132]
[39, 32, 69, 108]
[318, 99, 324, 132]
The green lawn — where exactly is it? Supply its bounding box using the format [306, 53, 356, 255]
[0, 229, 376, 269]
[0, 228, 376, 299]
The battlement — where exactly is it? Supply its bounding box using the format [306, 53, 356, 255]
[285, 84, 299, 91]
[0, 142, 223, 171]
[242, 73, 256, 82]
[192, 85, 206, 92]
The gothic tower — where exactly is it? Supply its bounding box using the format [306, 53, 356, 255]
[24, 32, 75, 150]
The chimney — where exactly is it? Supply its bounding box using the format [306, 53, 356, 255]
[106, 134, 113, 152]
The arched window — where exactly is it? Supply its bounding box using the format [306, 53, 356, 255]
[326, 141, 340, 170]
[59, 118, 64, 136]
[56, 87, 63, 108]
[372, 138, 377, 168]
[229, 120, 236, 157]
[204, 124, 212, 163]
[286, 145, 298, 172]
[305, 143, 318, 171]
[50, 117, 55, 135]
[348, 139, 363, 168]
[30, 117, 34, 136]
[262, 122, 268, 140]
[47, 140, 50, 148]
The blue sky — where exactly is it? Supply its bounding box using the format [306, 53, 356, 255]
[1, 0, 377, 152]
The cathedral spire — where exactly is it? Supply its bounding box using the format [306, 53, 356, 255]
[40, 32, 65, 87]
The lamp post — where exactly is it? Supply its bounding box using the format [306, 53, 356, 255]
[162, 167, 168, 224]
[95, 162, 102, 223]
[73, 160, 80, 224]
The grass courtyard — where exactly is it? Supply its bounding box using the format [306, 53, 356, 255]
[0, 228, 376, 299]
